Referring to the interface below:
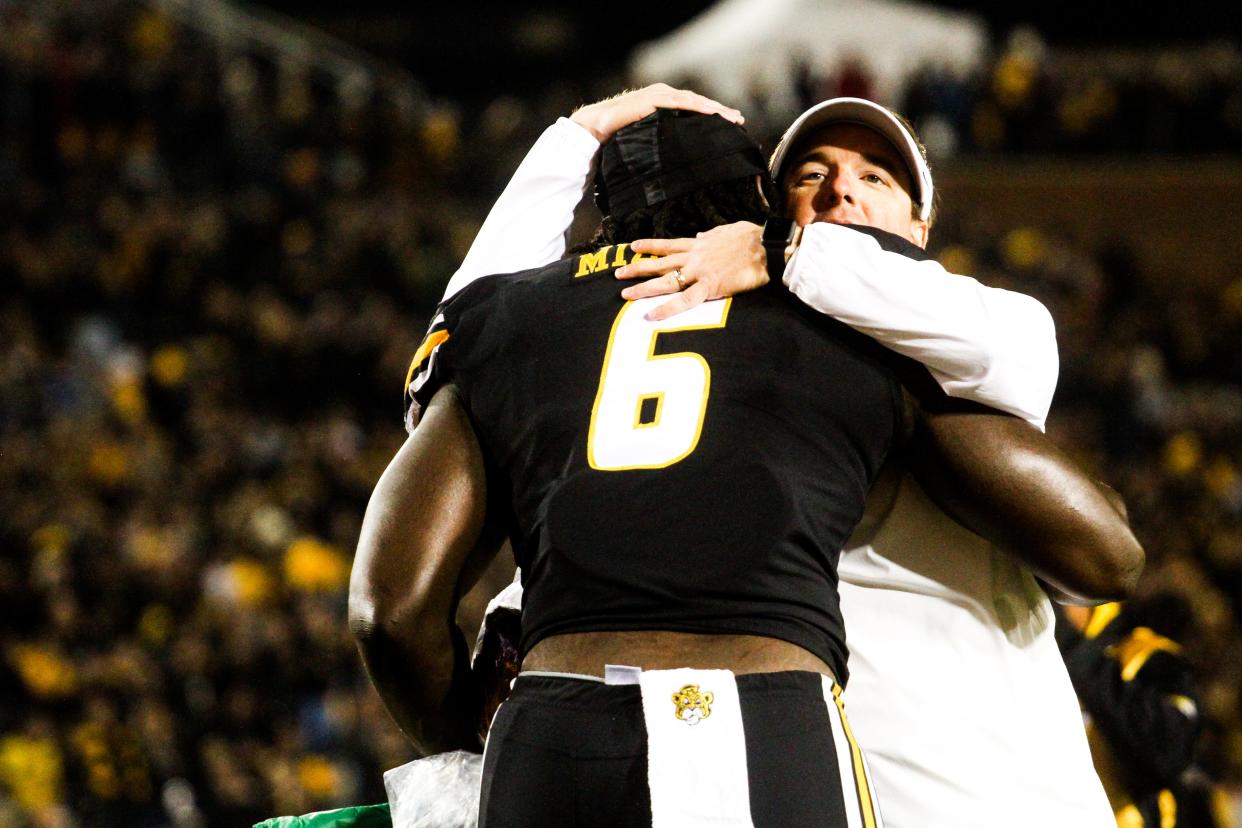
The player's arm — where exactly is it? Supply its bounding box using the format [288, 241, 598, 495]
[348, 385, 505, 755]
[906, 399, 1144, 604]
[618, 221, 1058, 429]
[441, 84, 743, 301]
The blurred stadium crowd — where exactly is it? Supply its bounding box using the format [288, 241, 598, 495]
[1, 1, 1241, 826]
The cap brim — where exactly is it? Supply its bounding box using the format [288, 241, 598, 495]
[769, 97, 933, 222]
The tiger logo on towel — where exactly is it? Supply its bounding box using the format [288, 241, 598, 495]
[671, 684, 713, 725]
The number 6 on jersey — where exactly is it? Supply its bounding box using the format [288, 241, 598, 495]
[587, 297, 731, 471]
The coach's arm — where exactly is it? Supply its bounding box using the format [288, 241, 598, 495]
[349, 385, 505, 755]
[908, 401, 1144, 605]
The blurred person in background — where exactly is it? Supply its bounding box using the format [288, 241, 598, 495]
[1057, 598, 1238, 828]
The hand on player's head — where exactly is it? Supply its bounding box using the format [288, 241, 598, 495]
[571, 83, 744, 143]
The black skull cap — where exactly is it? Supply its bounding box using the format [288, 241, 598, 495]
[595, 108, 767, 218]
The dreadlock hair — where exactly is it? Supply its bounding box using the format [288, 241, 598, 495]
[571, 175, 770, 253]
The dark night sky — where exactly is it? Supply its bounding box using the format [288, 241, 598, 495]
[245, 1, 1242, 101]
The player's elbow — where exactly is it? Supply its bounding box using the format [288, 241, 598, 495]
[347, 545, 383, 649]
[1104, 531, 1146, 600]
[350, 587, 444, 681]
[1048, 531, 1145, 605]
[348, 557, 433, 660]
[1089, 535, 1144, 602]
[1089, 506, 1146, 600]
[347, 587, 380, 650]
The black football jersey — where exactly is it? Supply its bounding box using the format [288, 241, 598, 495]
[407, 242, 904, 683]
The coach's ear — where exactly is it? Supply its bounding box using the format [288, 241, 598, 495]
[909, 218, 929, 249]
[755, 174, 774, 211]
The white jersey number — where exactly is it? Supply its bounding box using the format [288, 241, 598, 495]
[587, 297, 731, 471]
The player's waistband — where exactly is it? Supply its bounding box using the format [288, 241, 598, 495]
[513, 667, 839, 698]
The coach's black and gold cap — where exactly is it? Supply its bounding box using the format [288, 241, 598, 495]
[595, 108, 768, 218]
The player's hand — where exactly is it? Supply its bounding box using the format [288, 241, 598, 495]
[570, 83, 744, 143]
[615, 222, 767, 320]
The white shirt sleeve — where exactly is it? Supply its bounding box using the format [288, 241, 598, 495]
[784, 223, 1059, 430]
[440, 117, 601, 302]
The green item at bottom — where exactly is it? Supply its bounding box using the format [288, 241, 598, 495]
[253, 802, 392, 828]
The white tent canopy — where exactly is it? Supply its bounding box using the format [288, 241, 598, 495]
[629, 0, 989, 116]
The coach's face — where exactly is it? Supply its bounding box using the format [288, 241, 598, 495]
[781, 123, 929, 248]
